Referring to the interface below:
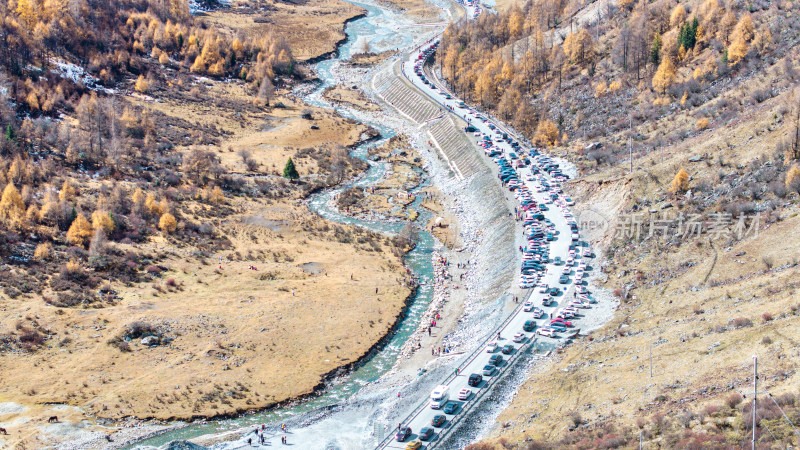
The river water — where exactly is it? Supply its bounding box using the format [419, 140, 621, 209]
[132, 3, 442, 449]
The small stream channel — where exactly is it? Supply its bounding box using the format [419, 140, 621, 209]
[133, 3, 440, 448]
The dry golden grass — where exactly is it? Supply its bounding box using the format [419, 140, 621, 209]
[323, 85, 382, 112]
[0, 44, 387, 450]
[377, 0, 441, 19]
[0, 196, 411, 447]
[202, 0, 365, 62]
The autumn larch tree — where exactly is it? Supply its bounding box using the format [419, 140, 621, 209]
[66, 213, 93, 247]
[669, 168, 690, 193]
[652, 57, 677, 95]
[92, 209, 114, 233]
[0, 183, 26, 229]
[159, 212, 177, 234]
[728, 14, 754, 65]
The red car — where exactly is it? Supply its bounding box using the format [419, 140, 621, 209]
[551, 319, 573, 327]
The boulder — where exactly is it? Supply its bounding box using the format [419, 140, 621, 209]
[141, 336, 160, 346]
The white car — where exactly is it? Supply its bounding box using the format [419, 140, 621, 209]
[485, 341, 498, 353]
[458, 388, 472, 400]
[523, 300, 535, 312]
[569, 300, 586, 309]
[537, 283, 549, 293]
[532, 307, 544, 318]
[537, 328, 555, 337]
[565, 198, 575, 206]
[512, 332, 526, 343]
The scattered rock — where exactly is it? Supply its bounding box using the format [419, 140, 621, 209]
[141, 336, 160, 346]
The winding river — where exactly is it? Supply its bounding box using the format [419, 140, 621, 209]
[132, 3, 443, 448]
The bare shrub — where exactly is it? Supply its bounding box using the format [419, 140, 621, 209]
[731, 317, 753, 328]
[762, 312, 773, 322]
[726, 392, 743, 409]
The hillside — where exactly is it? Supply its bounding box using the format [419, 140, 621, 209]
[434, 0, 800, 448]
[0, 0, 413, 446]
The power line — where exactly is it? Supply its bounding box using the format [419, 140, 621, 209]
[765, 390, 800, 441]
[756, 409, 785, 450]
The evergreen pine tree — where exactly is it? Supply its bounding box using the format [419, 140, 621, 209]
[678, 24, 687, 50]
[688, 17, 699, 49]
[650, 34, 662, 65]
[283, 158, 299, 180]
[5, 124, 14, 141]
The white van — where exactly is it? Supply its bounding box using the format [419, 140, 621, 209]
[429, 385, 449, 409]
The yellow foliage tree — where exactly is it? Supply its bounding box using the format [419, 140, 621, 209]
[135, 74, 149, 93]
[752, 29, 772, 54]
[0, 183, 26, 229]
[670, 4, 687, 28]
[563, 29, 593, 66]
[669, 168, 690, 193]
[210, 186, 224, 203]
[533, 120, 560, 147]
[67, 213, 93, 247]
[34, 242, 53, 261]
[59, 179, 76, 202]
[15, 0, 37, 28]
[695, 117, 710, 130]
[232, 38, 244, 54]
[92, 210, 115, 233]
[594, 81, 608, 97]
[145, 193, 164, 216]
[508, 7, 524, 38]
[131, 188, 146, 212]
[159, 212, 177, 234]
[26, 91, 39, 110]
[652, 57, 677, 94]
[728, 15, 754, 65]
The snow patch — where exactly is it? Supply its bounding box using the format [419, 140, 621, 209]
[50, 60, 115, 94]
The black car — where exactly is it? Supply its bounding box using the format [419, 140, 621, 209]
[419, 426, 435, 441]
[468, 373, 482, 387]
[523, 320, 536, 332]
[395, 427, 412, 442]
[431, 414, 446, 427]
[443, 401, 459, 414]
[489, 354, 504, 366]
[501, 344, 515, 355]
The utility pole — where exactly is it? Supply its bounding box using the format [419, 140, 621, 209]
[752, 355, 757, 450]
[649, 344, 653, 378]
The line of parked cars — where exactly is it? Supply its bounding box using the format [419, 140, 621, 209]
[395, 13, 604, 448]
